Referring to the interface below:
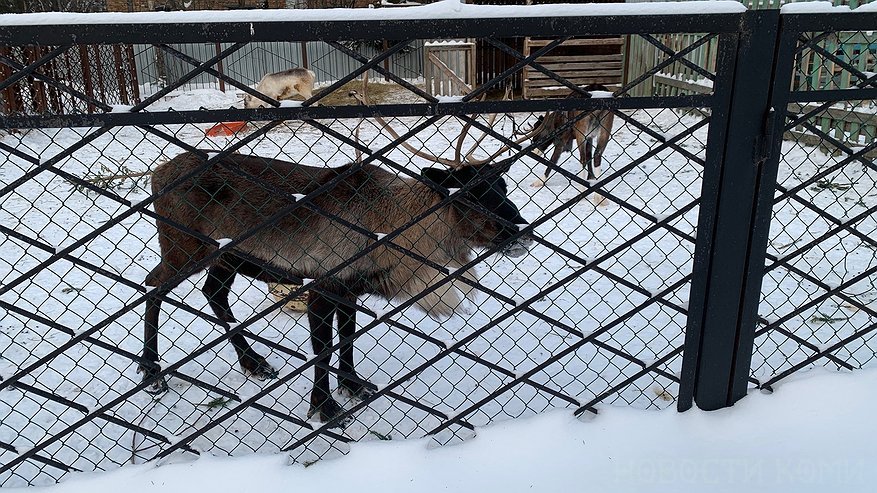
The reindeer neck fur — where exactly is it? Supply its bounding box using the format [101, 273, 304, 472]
[368, 173, 481, 319]
[385, 177, 475, 261]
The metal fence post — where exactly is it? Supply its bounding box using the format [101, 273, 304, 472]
[679, 9, 788, 411]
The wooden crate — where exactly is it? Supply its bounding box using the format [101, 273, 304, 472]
[522, 37, 625, 99]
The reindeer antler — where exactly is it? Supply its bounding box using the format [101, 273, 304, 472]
[349, 89, 462, 167]
[514, 110, 548, 137]
[349, 82, 543, 169]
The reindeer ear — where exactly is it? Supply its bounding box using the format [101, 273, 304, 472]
[492, 157, 515, 175]
[421, 167, 450, 186]
[421, 167, 454, 197]
[446, 166, 483, 186]
[423, 166, 493, 194]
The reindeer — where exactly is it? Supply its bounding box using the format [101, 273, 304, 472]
[141, 151, 534, 426]
[243, 68, 316, 109]
[528, 84, 615, 188]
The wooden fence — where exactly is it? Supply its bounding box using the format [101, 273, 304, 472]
[624, 0, 876, 155]
[423, 40, 476, 96]
[0, 45, 140, 116]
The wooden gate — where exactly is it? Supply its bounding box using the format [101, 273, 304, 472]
[424, 40, 476, 96]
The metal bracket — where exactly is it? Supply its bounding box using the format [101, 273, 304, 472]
[754, 108, 776, 165]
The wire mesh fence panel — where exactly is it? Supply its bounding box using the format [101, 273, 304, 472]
[752, 23, 877, 389]
[0, 17, 722, 484]
[2, 7, 873, 489]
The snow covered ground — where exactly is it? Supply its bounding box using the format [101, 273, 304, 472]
[10, 368, 877, 493]
[1, 86, 874, 486]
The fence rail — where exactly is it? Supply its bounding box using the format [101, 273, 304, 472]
[0, 6, 875, 488]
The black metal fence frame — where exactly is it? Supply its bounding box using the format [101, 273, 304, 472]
[679, 10, 877, 411]
[0, 7, 875, 486]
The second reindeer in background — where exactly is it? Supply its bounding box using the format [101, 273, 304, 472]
[529, 84, 615, 189]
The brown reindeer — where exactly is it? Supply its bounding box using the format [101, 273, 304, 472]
[141, 151, 533, 426]
[529, 84, 615, 188]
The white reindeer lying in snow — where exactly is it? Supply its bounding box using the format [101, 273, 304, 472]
[243, 68, 316, 108]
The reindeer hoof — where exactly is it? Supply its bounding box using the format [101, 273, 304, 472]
[307, 398, 351, 428]
[242, 355, 278, 381]
[531, 179, 546, 188]
[339, 378, 376, 400]
[137, 363, 169, 395]
[146, 379, 169, 395]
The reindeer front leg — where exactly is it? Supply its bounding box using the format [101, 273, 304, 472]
[590, 133, 610, 207]
[306, 292, 348, 426]
[336, 297, 374, 399]
[140, 291, 169, 394]
[140, 263, 178, 395]
[592, 132, 609, 181]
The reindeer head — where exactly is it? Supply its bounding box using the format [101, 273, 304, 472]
[422, 165, 533, 258]
[529, 114, 554, 155]
[243, 94, 269, 109]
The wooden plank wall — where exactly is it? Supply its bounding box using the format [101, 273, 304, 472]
[523, 37, 624, 98]
[470, 0, 625, 93]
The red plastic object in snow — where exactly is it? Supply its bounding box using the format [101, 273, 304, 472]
[206, 121, 248, 137]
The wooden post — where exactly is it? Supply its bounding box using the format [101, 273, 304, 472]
[215, 42, 226, 92]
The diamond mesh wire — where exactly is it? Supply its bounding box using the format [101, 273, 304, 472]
[0, 23, 758, 487]
[752, 29, 877, 388]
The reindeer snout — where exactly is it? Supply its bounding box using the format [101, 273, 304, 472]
[501, 229, 535, 258]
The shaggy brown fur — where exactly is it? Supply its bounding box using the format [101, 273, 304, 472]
[144, 153, 513, 314]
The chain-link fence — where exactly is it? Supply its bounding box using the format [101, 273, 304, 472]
[0, 6, 874, 489]
[752, 21, 877, 389]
